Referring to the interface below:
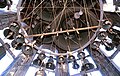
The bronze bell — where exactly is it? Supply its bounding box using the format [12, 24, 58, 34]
[81, 59, 94, 71]
[102, 20, 112, 30]
[46, 56, 55, 70]
[57, 56, 66, 64]
[22, 45, 33, 56]
[97, 31, 107, 40]
[9, 22, 20, 33]
[0, 0, 7, 8]
[72, 60, 80, 69]
[33, 59, 43, 66]
[11, 40, 23, 50]
[77, 52, 85, 59]
[105, 43, 115, 51]
[14, 33, 25, 43]
[91, 41, 100, 50]
[38, 53, 46, 60]
[68, 55, 75, 63]
[35, 69, 46, 76]
[3, 29, 14, 40]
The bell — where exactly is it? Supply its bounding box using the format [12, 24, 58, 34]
[38, 53, 46, 60]
[72, 60, 79, 69]
[97, 31, 107, 40]
[33, 59, 43, 66]
[3, 29, 14, 40]
[46, 56, 55, 70]
[91, 41, 100, 50]
[11, 40, 23, 50]
[48, 56, 54, 62]
[22, 45, 33, 56]
[77, 52, 85, 59]
[83, 59, 89, 63]
[0, 46, 6, 60]
[35, 69, 46, 76]
[0, 0, 7, 8]
[9, 22, 20, 32]
[14, 33, 25, 43]
[81, 59, 94, 71]
[57, 56, 66, 64]
[112, 35, 120, 46]
[81, 63, 94, 71]
[102, 20, 112, 30]
[68, 55, 75, 63]
[104, 43, 115, 51]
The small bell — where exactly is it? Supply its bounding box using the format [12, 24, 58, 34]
[72, 60, 79, 69]
[22, 45, 33, 56]
[81, 63, 94, 71]
[35, 69, 46, 76]
[68, 55, 75, 63]
[104, 43, 114, 51]
[3, 29, 14, 40]
[11, 40, 23, 50]
[102, 20, 112, 30]
[91, 41, 100, 50]
[57, 56, 66, 64]
[9, 22, 20, 33]
[46, 56, 55, 70]
[97, 31, 107, 40]
[48, 56, 54, 62]
[38, 53, 46, 60]
[14, 33, 25, 43]
[112, 35, 120, 46]
[33, 59, 42, 66]
[77, 52, 85, 59]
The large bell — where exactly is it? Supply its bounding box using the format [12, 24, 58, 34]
[52, 8, 98, 52]
[11, 40, 23, 50]
[0, 45, 6, 60]
[46, 56, 55, 70]
[9, 22, 20, 33]
[22, 45, 33, 56]
[0, 0, 7, 8]
[19, 0, 101, 53]
[3, 29, 14, 40]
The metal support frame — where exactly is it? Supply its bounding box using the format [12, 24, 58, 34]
[1, 50, 36, 76]
[0, 38, 15, 59]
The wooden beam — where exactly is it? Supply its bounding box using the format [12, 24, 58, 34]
[25, 26, 100, 38]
